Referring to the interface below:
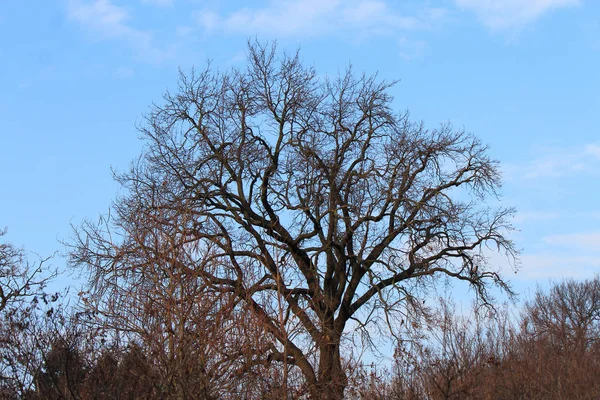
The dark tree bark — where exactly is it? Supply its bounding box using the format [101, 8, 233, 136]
[70, 41, 517, 398]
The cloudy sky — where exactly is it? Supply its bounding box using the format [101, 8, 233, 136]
[1, 0, 599, 298]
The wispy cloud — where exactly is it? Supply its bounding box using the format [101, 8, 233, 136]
[518, 254, 600, 279]
[455, 0, 580, 30]
[512, 211, 561, 223]
[114, 66, 135, 79]
[141, 0, 173, 6]
[543, 231, 600, 249]
[510, 230, 600, 280]
[574, 210, 600, 220]
[397, 37, 427, 60]
[195, 1, 443, 39]
[585, 144, 600, 158]
[66, 0, 170, 62]
[504, 143, 600, 180]
[67, 0, 141, 39]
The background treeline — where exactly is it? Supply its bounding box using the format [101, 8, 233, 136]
[2, 232, 599, 399]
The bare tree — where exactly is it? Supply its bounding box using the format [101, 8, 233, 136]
[508, 276, 600, 399]
[70, 41, 517, 398]
[0, 229, 57, 396]
[524, 276, 600, 351]
[0, 229, 54, 314]
[403, 300, 514, 400]
[71, 209, 284, 398]
[0, 288, 67, 399]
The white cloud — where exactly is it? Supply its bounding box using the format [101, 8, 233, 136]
[504, 143, 600, 180]
[196, 10, 220, 34]
[114, 66, 135, 78]
[518, 254, 600, 279]
[574, 210, 600, 219]
[141, 0, 173, 6]
[397, 37, 427, 60]
[512, 211, 561, 223]
[509, 231, 600, 280]
[340, 1, 421, 32]
[455, 0, 580, 30]
[67, 0, 135, 38]
[195, 1, 441, 38]
[66, 0, 169, 62]
[481, 228, 600, 281]
[585, 144, 600, 159]
[543, 232, 600, 249]
[175, 25, 193, 37]
[213, 0, 339, 37]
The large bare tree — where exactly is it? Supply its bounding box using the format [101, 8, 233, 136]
[70, 41, 517, 398]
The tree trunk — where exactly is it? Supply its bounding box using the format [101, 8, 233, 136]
[309, 340, 347, 400]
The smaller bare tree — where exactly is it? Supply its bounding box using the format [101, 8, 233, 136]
[70, 207, 291, 399]
[0, 228, 54, 313]
[0, 228, 57, 397]
[524, 276, 600, 351]
[510, 277, 600, 399]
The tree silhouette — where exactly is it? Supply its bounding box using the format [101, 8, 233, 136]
[70, 41, 517, 398]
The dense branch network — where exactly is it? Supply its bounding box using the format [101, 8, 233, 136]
[70, 42, 517, 396]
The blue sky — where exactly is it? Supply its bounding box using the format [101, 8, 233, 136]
[1, 0, 599, 298]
